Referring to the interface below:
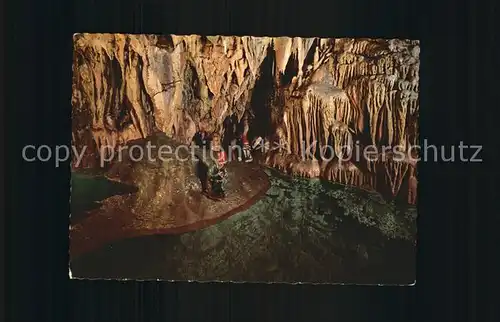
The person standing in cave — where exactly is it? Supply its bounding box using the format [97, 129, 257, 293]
[237, 115, 253, 162]
[193, 127, 210, 148]
[206, 133, 228, 199]
[195, 158, 210, 194]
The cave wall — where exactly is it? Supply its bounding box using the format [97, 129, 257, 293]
[72, 33, 271, 166]
[265, 38, 419, 204]
[71, 34, 419, 204]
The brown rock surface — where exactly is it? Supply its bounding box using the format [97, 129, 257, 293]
[72, 35, 419, 204]
[70, 135, 270, 257]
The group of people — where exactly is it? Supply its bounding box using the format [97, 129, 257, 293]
[223, 113, 253, 163]
[192, 113, 254, 199]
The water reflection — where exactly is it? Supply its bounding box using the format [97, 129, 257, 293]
[71, 169, 416, 284]
[71, 173, 138, 222]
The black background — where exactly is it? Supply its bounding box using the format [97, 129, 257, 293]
[4, 0, 495, 321]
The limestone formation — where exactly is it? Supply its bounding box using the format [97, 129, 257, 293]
[72, 34, 419, 204]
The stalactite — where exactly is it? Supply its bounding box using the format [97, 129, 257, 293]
[301, 96, 310, 152]
[395, 93, 408, 150]
[273, 37, 294, 76]
[384, 159, 409, 196]
[314, 94, 321, 147]
[242, 36, 271, 78]
[297, 38, 314, 81]
[74, 35, 419, 203]
[283, 110, 291, 153]
[313, 46, 320, 69]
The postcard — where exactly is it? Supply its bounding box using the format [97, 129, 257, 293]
[69, 34, 418, 284]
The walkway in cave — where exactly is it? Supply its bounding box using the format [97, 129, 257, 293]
[70, 167, 416, 284]
[70, 135, 271, 257]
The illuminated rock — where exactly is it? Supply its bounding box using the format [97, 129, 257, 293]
[72, 35, 418, 204]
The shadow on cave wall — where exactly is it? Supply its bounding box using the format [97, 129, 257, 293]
[248, 46, 275, 140]
[281, 50, 299, 87]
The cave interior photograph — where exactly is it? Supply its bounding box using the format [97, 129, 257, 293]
[69, 34, 419, 284]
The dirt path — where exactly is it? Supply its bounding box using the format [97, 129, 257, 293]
[70, 157, 270, 258]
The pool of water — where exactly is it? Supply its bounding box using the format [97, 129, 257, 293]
[70, 169, 416, 284]
[71, 172, 137, 222]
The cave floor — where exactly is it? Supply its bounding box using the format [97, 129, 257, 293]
[70, 161, 270, 257]
[70, 164, 416, 284]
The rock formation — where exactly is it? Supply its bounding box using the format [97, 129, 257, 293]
[70, 134, 270, 257]
[72, 34, 419, 204]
